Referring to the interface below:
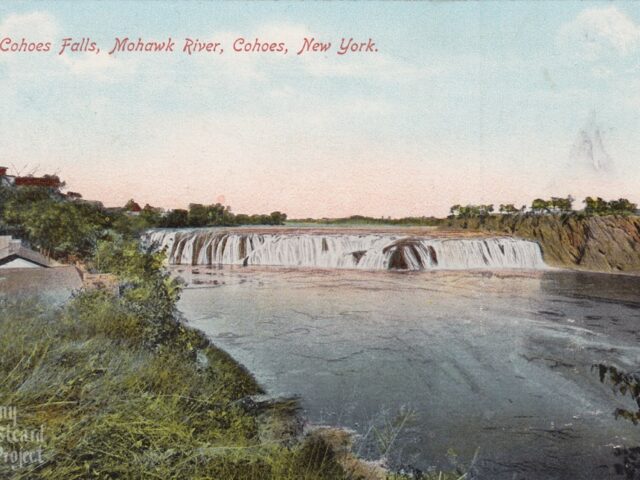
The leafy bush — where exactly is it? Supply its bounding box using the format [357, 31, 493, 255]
[2, 195, 107, 260]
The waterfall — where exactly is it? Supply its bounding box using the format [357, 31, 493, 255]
[144, 229, 547, 271]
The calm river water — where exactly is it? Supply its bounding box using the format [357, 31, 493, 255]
[176, 266, 640, 479]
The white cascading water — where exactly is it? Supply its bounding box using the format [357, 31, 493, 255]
[144, 229, 547, 271]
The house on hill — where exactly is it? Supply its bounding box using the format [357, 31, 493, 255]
[0, 236, 56, 269]
[0, 236, 85, 300]
[124, 199, 143, 216]
[0, 166, 62, 189]
[14, 175, 62, 188]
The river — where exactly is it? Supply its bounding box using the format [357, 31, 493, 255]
[175, 265, 640, 479]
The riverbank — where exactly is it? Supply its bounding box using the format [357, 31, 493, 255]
[0, 237, 353, 479]
[0, 237, 464, 479]
[0, 291, 460, 479]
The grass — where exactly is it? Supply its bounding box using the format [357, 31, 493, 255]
[0, 295, 349, 480]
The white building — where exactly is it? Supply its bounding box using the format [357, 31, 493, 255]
[0, 236, 54, 269]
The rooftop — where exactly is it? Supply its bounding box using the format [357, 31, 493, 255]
[0, 236, 57, 268]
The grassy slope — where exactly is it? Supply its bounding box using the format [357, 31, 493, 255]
[0, 231, 352, 480]
[0, 278, 465, 479]
[0, 295, 351, 480]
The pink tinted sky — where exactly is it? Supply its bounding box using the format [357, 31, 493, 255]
[1, 2, 639, 217]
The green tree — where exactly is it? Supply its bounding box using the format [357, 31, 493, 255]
[160, 209, 189, 228]
[531, 198, 550, 214]
[609, 198, 637, 215]
[583, 196, 607, 215]
[583, 197, 636, 216]
[269, 211, 287, 225]
[140, 204, 162, 226]
[188, 203, 208, 227]
[90, 236, 182, 346]
[549, 195, 574, 213]
[2, 198, 107, 260]
[499, 204, 518, 215]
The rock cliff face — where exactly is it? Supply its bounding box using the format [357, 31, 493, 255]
[452, 215, 640, 273]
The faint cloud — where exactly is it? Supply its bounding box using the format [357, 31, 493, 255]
[196, 21, 437, 83]
[0, 11, 59, 74]
[304, 52, 437, 81]
[0, 11, 136, 81]
[0, 11, 58, 40]
[559, 6, 640, 60]
[58, 50, 137, 81]
[591, 65, 612, 79]
[623, 78, 640, 110]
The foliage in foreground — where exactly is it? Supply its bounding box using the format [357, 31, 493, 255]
[0, 299, 349, 479]
[0, 240, 346, 479]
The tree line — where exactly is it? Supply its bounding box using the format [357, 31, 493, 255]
[122, 199, 287, 228]
[0, 182, 287, 262]
[450, 196, 637, 219]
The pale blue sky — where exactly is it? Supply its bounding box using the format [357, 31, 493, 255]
[0, 1, 638, 217]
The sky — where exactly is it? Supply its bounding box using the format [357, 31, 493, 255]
[0, 1, 638, 218]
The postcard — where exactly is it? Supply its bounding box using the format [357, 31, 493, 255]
[1, 2, 639, 479]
